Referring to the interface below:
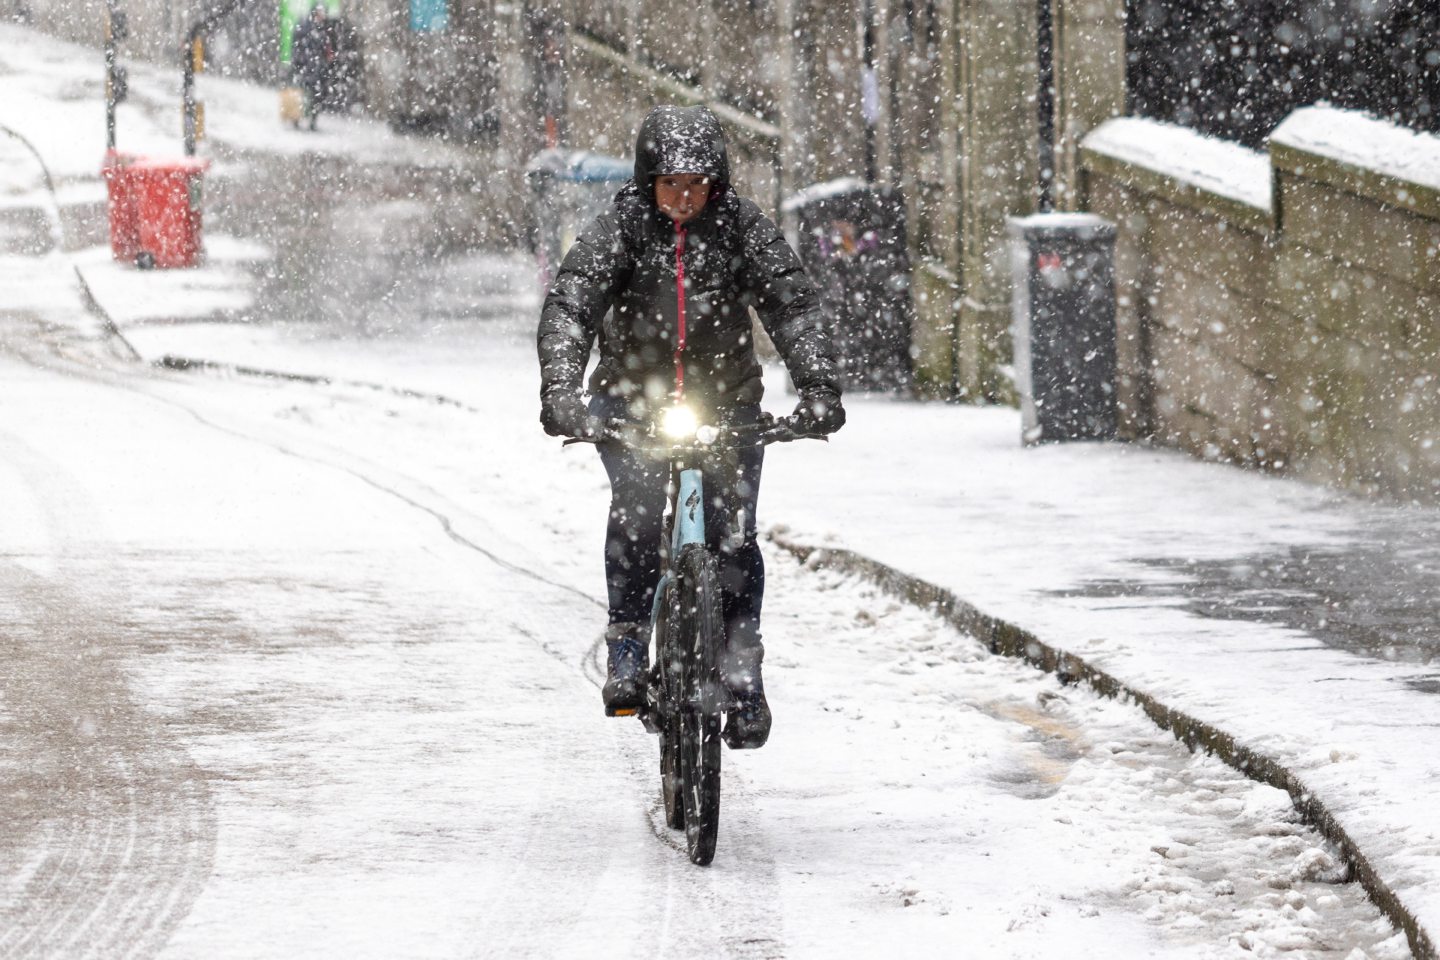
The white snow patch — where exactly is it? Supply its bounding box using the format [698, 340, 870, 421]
[1271, 105, 1440, 195]
[74, 237, 265, 325]
[781, 176, 870, 212]
[1083, 116, 1272, 212]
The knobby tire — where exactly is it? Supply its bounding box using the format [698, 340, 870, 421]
[656, 579, 685, 831]
[676, 544, 723, 866]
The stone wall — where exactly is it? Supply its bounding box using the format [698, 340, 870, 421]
[1082, 107, 1440, 501]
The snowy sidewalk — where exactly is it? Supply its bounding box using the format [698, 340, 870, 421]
[762, 401, 1440, 958]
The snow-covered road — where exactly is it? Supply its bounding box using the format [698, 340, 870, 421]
[0, 310, 1408, 958]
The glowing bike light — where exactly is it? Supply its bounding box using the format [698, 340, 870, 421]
[660, 404, 699, 440]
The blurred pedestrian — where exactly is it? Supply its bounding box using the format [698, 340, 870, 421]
[329, 14, 364, 111]
[290, 3, 333, 131]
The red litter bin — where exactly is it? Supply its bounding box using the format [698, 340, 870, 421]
[101, 150, 142, 262]
[129, 156, 211, 269]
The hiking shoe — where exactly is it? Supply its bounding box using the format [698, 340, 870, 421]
[603, 622, 648, 717]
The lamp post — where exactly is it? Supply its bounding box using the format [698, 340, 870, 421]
[104, 0, 128, 150]
[1035, 0, 1056, 212]
[182, 27, 202, 155]
[860, 0, 878, 182]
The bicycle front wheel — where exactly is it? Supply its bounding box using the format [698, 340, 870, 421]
[655, 578, 685, 832]
[676, 544, 724, 866]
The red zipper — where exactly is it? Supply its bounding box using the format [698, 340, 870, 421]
[674, 222, 687, 399]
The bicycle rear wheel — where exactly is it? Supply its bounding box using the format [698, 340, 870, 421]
[676, 544, 723, 866]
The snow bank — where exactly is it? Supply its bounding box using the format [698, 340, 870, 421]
[73, 236, 269, 326]
[1082, 116, 1271, 213]
[1084, 108, 1440, 223]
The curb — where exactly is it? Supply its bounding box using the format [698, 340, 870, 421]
[768, 531, 1436, 960]
[0, 122, 143, 362]
[155, 355, 480, 412]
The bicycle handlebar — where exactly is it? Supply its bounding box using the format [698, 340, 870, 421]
[561, 412, 829, 450]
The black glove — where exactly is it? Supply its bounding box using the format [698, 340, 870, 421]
[540, 390, 602, 438]
[791, 387, 846, 436]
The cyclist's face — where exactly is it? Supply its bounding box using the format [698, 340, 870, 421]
[654, 174, 711, 225]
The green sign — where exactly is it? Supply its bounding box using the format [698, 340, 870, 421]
[279, 0, 341, 64]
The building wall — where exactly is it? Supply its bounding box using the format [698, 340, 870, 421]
[1082, 107, 1440, 501]
[557, 0, 1126, 399]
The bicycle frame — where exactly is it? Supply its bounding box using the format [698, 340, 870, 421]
[650, 462, 706, 632]
[672, 465, 707, 558]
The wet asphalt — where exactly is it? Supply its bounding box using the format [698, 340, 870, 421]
[1052, 501, 1440, 686]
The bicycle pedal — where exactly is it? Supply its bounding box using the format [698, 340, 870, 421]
[607, 706, 640, 717]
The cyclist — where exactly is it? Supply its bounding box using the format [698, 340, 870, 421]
[537, 105, 845, 748]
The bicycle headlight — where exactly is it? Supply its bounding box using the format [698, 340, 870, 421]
[660, 404, 699, 440]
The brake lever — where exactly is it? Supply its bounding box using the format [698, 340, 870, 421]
[764, 415, 829, 444]
[562, 418, 645, 447]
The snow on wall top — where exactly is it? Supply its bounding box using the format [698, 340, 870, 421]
[1271, 104, 1440, 195]
[1082, 116, 1271, 212]
[781, 177, 870, 213]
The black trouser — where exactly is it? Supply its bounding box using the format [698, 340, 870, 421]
[589, 395, 765, 659]
[296, 70, 326, 119]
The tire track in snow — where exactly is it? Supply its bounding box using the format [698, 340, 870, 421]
[0, 487, 216, 959]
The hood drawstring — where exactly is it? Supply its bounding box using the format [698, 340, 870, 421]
[674, 222, 687, 399]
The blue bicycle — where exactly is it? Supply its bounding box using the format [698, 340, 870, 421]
[571, 404, 815, 865]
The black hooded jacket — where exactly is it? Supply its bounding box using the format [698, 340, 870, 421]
[537, 106, 840, 417]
